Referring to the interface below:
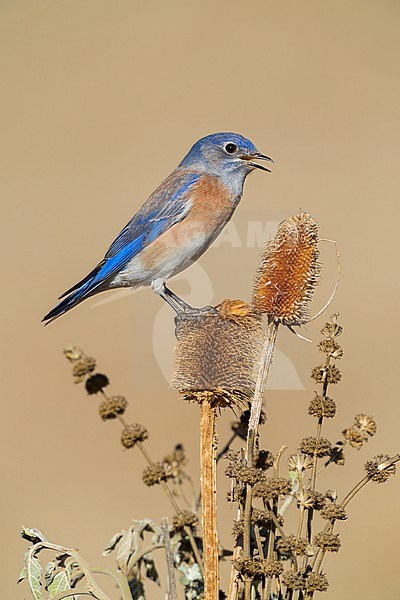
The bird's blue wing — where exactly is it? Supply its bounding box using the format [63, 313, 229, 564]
[43, 170, 200, 322]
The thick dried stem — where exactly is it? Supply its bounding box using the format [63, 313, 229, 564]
[200, 400, 219, 600]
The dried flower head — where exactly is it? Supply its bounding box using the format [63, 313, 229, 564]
[311, 364, 341, 385]
[321, 314, 342, 338]
[252, 212, 320, 325]
[142, 462, 171, 486]
[99, 396, 128, 420]
[63, 346, 84, 362]
[172, 511, 198, 530]
[85, 373, 109, 395]
[282, 571, 306, 590]
[254, 449, 274, 470]
[342, 426, 367, 449]
[300, 436, 332, 457]
[120, 424, 148, 449]
[172, 301, 264, 402]
[365, 454, 397, 483]
[72, 357, 96, 382]
[314, 532, 341, 552]
[355, 414, 377, 437]
[318, 339, 343, 359]
[276, 535, 309, 556]
[288, 451, 313, 472]
[305, 572, 329, 593]
[320, 502, 347, 522]
[253, 477, 291, 500]
[308, 394, 336, 418]
[233, 556, 283, 578]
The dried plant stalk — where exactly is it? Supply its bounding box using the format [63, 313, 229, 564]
[200, 398, 219, 600]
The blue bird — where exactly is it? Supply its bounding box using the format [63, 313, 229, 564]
[43, 132, 272, 323]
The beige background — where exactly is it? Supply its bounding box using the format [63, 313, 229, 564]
[1, 1, 400, 598]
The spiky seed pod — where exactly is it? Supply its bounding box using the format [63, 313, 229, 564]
[85, 373, 109, 395]
[311, 364, 341, 385]
[276, 535, 309, 557]
[171, 300, 264, 405]
[120, 423, 148, 448]
[99, 396, 128, 420]
[72, 357, 96, 381]
[342, 426, 367, 449]
[252, 212, 320, 324]
[365, 454, 397, 483]
[233, 556, 283, 578]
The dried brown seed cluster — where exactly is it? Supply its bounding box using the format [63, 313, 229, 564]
[99, 396, 128, 420]
[314, 532, 341, 552]
[252, 212, 320, 325]
[321, 315, 342, 338]
[63, 346, 97, 383]
[365, 454, 397, 483]
[172, 300, 264, 403]
[233, 556, 283, 578]
[142, 462, 171, 486]
[318, 338, 343, 359]
[172, 510, 198, 530]
[163, 444, 187, 479]
[233, 509, 273, 536]
[311, 364, 341, 385]
[320, 502, 347, 521]
[305, 572, 329, 592]
[121, 424, 149, 449]
[308, 394, 336, 419]
[288, 451, 313, 472]
[276, 535, 309, 557]
[282, 571, 305, 590]
[254, 449, 274, 470]
[253, 477, 292, 500]
[300, 436, 332, 457]
[342, 414, 377, 449]
[296, 490, 326, 511]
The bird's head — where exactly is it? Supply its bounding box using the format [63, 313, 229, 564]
[179, 132, 273, 178]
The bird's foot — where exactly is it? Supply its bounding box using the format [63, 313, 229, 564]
[151, 279, 192, 314]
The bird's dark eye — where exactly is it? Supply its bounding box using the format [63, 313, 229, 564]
[224, 142, 238, 155]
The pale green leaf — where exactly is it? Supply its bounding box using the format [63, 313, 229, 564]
[26, 554, 43, 600]
[47, 571, 70, 598]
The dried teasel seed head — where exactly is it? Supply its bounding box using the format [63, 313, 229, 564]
[365, 454, 397, 483]
[121, 423, 148, 448]
[85, 373, 109, 395]
[99, 396, 128, 420]
[308, 394, 337, 419]
[172, 510, 198, 530]
[142, 462, 171, 486]
[314, 532, 341, 552]
[252, 212, 320, 324]
[172, 300, 264, 405]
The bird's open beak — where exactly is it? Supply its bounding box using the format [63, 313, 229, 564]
[240, 152, 274, 172]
